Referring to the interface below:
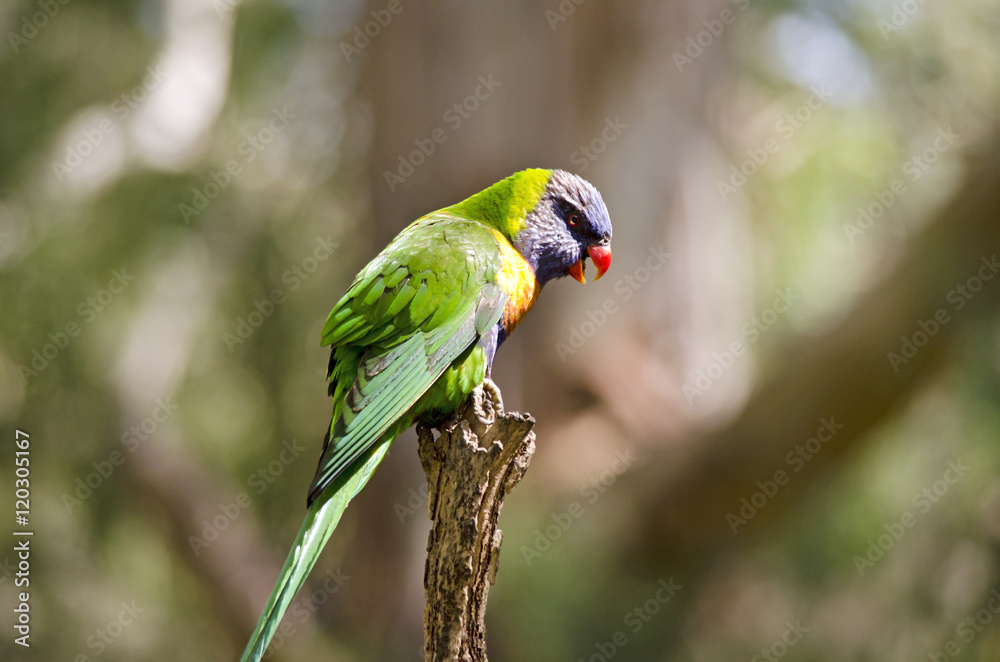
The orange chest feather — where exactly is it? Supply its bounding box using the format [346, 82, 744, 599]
[492, 230, 541, 334]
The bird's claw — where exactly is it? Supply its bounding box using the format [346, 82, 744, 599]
[481, 378, 503, 414]
[472, 378, 503, 425]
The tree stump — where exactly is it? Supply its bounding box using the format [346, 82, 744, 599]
[417, 380, 536, 662]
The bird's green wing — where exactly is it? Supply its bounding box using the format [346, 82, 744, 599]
[241, 216, 506, 662]
[307, 214, 505, 503]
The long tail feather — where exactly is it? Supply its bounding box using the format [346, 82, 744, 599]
[240, 435, 394, 662]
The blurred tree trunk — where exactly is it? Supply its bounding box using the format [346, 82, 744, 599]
[353, 0, 737, 657]
[623, 135, 1000, 567]
[350, 1, 660, 656]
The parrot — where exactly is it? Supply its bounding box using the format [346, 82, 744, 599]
[240, 168, 612, 661]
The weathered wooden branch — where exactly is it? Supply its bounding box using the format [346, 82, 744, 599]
[417, 380, 536, 662]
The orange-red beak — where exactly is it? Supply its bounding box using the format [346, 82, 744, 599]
[568, 244, 612, 284]
[588, 245, 612, 281]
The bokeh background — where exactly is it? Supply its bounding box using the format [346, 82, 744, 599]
[3, 0, 1000, 660]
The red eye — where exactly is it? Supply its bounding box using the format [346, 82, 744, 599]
[567, 213, 581, 227]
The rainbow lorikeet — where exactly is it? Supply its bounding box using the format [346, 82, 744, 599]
[241, 168, 612, 661]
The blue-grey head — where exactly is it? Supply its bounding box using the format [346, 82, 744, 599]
[517, 169, 613, 285]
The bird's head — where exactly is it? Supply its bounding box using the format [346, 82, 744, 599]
[516, 169, 613, 285]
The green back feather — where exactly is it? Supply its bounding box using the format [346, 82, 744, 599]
[310, 213, 506, 502]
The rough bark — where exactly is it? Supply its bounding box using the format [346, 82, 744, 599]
[417, 381, 536, 662]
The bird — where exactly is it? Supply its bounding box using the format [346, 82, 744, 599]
[240, 168, 612, 661]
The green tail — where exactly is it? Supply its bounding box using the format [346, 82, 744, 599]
[240, 435, 394, 662]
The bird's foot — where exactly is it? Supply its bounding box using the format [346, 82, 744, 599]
[473, 378, 504, 425]
[481, 378, 504, 413]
